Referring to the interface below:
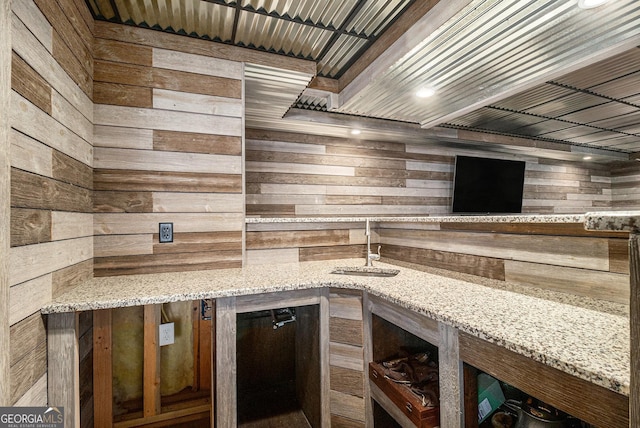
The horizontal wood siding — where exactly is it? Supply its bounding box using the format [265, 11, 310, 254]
[611, 160, 640, 210]
[246, 129, 614, 219]
[379, 222, 630, 304]
[93, 34, 244, 276]
[329, 290, 365, 426]
[9, 0, 93, 408]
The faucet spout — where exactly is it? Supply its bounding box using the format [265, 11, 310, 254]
[365, 219, 380, 266]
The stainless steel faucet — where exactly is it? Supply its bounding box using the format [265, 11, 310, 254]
[365, 219, 381, 267]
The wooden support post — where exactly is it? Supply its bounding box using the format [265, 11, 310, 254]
[362, 292, 374, 428]
[48, 312, 80, 428]
[0, 0, 10, 408]
[439, 323, 463, 428]
[93, 309, 113, 428]
[319, 288, 332, 427]
[143, 305, 161, 417]
[630, 233, 639, 428]
[463, 364, 478, 428]
[215, 297, 236, 428]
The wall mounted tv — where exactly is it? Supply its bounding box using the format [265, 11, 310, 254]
[452, 155, 526, 214]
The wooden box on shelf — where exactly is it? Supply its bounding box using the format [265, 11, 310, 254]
[369, 362, 440, 428]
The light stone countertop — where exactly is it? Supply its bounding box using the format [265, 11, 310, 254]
[41, 258, 629, 397]
[246, 214, 585, 224]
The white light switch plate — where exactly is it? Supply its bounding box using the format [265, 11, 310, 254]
[159, 322, 174, 346]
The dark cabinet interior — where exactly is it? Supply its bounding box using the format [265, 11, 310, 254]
[371, 314, 440, 428]
[236, 305, 320, 428]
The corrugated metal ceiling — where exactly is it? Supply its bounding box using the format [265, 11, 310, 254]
[86, 0, 414, 78]
[86, 0, 640, 159]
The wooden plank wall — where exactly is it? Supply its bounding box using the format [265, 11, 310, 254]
[246, 129, 613, 218]
[611, 160, 640, 209]
[379, 222, 630, 304]
[92, 29, 245, 276]
[0, 0, 10, 407]
[329, 289, 366, 427]
[9, 0, 94, 407]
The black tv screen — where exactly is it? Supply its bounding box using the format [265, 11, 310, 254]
[452, 156, 525, 214]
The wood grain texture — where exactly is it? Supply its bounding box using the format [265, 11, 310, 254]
[10, 129, 53, 176]
[329, 390, 365, 423]
[629, 233, 639, 428]
[152, 88, 243, 116]
[504, 260, 629, 304]
[143, 305, 161, 417]
[11, 338, 46, 405]
[94, 234, 153, 258]
[94, 191, 153, 213]
[10, 311, 46, 368]
[94, 147, 241, 174]
[330, 318, 363, 347]
[94, 125, 153, 150]
[329, 342, 363, 372]
[94, 250, 241, 276]
[93, 309, 113, 428]
[460, 332, 628, 428]
[11, 91, 92, 165]
[10, 236, 92, 286]
[215, 297, 237, 428]
[330, 366, 363, 398]
[11, 51, 51, 114]
[10, 208, 51, 247]
[94, 21, 315, 75]
[152, 47, 243, 79]
[438, 323, 463, 428]
[609, 237, 630, 274]
[47, 312, 80, 426]
[12, 0, 53, 52]
[94, 169, 242, 193]
[300, 245, 366, 262]
[51, 259, 93, 299]
[381, 228, 610, 271]
[9, 274, 51, 326]
[94, 38, 152, 66]
[51, 211, 93, 241]
[153, 130, 242, 156]
[246, 230, 351, 250]
[383, 243, 506, 280]
[13, 374, 47, 407]
[51, 31, 92, 96]
[94, 213, 244, 234]
[93, 81, 153, 108]
[12, 11, 92, 116]
[11, 168, 92, 212]
[52, 149, 93, 188]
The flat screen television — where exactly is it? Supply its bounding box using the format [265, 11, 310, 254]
[452, 155, 526, 214]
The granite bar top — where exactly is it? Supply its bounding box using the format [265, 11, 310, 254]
[41, 258, 629, 397]
[246, 214, 585, 224]
[584, 210, 640, 232]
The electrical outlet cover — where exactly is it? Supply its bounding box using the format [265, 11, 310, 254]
[159, 322, 175, 346]
[159, 222, 173, 243]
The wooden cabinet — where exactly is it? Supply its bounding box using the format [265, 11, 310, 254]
[361, 293, 629, 428]
[215, 288, 331, 428]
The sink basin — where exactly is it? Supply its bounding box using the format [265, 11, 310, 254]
[331, 266, 400, 277]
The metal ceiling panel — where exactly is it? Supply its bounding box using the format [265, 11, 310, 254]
[590, 73, 640, 99]
[491, 84, 574, 112]
[554, 47, 640, 89]
[347, 0, 413, 36]
[234, 10, 332, 58]
[525, 93, 607, 118]
[240, 0, 358, 29]
[513, 119, 576, 137]
[245, 63, 315, 125]
[560, 102, 638, 124]
[337, 0, 640, 128]
[590, 111, 640, 131]
[316, 34, 368, 78]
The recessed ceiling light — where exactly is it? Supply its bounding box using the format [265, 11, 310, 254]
[582, 156, 593, 160]
[351, 129, 361, 135]
[578, 0, 610, 9]
[416, 87, 435, 98]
